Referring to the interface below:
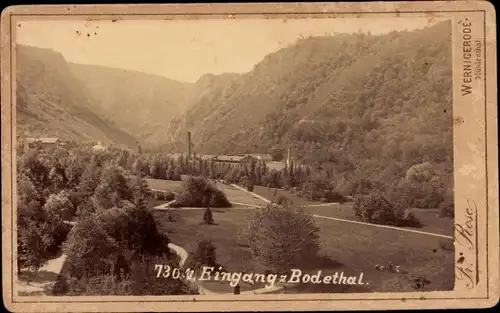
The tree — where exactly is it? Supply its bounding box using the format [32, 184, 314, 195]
[65, 157, 84, 189]
[77, 161, 101, 194]
[18, 151, 50, 195]
[129, 175, 150, 209]
[269, 147, 285, 161]
[17, 202, 51, 272]
[63, 215, 118, 279]
[203, 207, 214, 225]
[44, 190, 75, 221]
[353, 191, 420, 227]
[18, 199, 70, 272]
[172, 176, 231, 208]
[17, 173, 43, 207]
[48, 164, 67, 193]
[247, 203, 320, 274]
[190, 240, 217, 270]
[399, 162, 445, 208]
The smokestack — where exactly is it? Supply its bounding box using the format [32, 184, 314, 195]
[287, 147, 291, 168]
[187, 132, 192, 160]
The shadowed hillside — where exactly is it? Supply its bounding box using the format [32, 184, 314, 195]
[69, 63, 194, 143]
[162, 21, 453, 184]
[16, 45, 137, 147]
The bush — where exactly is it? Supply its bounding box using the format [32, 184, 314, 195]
[174, 176, 231, 208]
[353, 191, 421, 227]
[44, 190, 76, 221]
[203, 207, 214, 225]
[236, 224, 250, 247]
[189, 240, 217, 270]
[276, 195, 292, 206]
[247, 184, 254, 192]
[247, 203, 320, 273]
[63, 215, 119, 279]
[46, 222, 71, 256]
[414, 190, 444, 208]
[438, 196, 454, 218]
[17, 200, 71, 271]
[65, 275, 132, 296]
[129, 255, 199, 296]
[152, 190, 175, 201]
[323, 190, 347, 203]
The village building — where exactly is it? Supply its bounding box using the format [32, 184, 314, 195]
[247, 154, 273, 162]
[24, 137, 64, 152]
[195, 154, 218, 161]
[266, 161, 287, 171]
[92, 142, 106, 151]
[212, 154, 256, 165]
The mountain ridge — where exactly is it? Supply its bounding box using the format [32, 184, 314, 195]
[16, 44, 137, 147]
[158, 21, 453, 184]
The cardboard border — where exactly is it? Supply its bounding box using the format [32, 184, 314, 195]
[1, 2, 498, 312]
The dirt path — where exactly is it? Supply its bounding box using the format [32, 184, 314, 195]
[167, 242, 284, 295]
[16, 251, 67, 295]
[233, 185, 453, 240]
[313, 214, 453, 239]
[230, 184, 271, 203]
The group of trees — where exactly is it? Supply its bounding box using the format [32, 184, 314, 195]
[135, 151, 452, 219]
[170, 176, 231, 208]
[350, 161, 453, 225]
[17, 144, 197, 295]
[131, 153, 351, 204]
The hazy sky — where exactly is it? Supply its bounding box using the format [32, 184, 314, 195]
[16, 17, 442, 82]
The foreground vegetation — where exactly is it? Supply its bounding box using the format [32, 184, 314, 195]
[17, 144, 198, 296]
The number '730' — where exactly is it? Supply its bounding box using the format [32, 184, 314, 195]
[154, 264, 195, 280]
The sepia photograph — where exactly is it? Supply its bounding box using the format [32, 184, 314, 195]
[13, 14, 456, 297]
[1, 2, 498, 312]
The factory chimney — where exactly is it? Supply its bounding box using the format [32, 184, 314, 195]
[287, 147, 292, 168]
[187, 132, 192, 161]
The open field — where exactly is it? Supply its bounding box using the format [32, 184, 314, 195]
[253, 185, 322, 207]
[300, 204, 454, 237]
[153, 209, 264, 293]
[251, 185, 453, 236]
[215, 183, 269, 206]
[153, 206, 454, 294]
[147, 178, 454, 293]
[146, 179, 183, 193]
[147, 197, 172, 209]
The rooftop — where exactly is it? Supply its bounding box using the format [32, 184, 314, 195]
[26, 137, 60, 144]
[214, 155, 253, 162]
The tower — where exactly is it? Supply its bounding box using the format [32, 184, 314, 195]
[186, 131, 192, 161]
[286, 147, 292, 168]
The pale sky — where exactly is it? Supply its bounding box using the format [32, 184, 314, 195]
[16, 17, 442, 82]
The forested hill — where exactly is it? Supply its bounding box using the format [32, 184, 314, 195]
[16, 45, 137, 147]
[163, 21, 453, 182]
[69, 63, 194, 142]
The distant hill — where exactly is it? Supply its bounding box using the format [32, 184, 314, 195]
[69, 63, 194, 143]
[162, 21, 453, 183]
[16, 45, 137, 147]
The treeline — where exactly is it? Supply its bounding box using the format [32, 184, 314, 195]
[17, 144, 197, 295]
[133, 152, 453, 214]
[131, 153, 348, 203]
